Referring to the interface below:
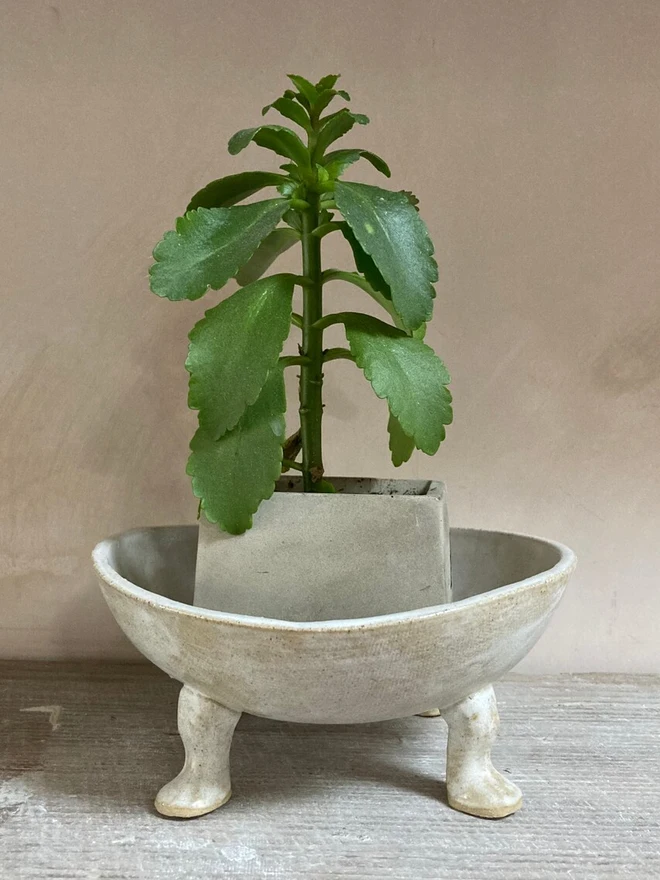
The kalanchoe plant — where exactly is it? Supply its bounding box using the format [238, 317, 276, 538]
[149, 74, 452, 534]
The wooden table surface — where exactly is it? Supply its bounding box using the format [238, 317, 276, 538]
[1, 663, 658, 879]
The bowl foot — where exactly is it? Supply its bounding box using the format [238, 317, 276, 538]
[153, 683, 522, 819]
[155, 685, 241, 819]
[442, 685, 522, 819]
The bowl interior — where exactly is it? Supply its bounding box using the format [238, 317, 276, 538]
[449, 529, 562, 601]
[102, 525, 563, 618]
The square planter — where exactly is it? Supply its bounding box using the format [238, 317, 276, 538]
[193, 477, 451, 620]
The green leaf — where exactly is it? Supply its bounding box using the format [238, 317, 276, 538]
[315, 163, 331, 186]
[343, 313, 452, 455]
[314, 109, 369, 157]
[186, 171, 285, 211]
[262, 96, 310, 130]
[387, 413, 416, 467]
[313, 91, 337, 116]
[335, 181, 437, 331]
[339, 222, 391, 301]
[235, 228, 299, 286]
[228, 125, 310, 168]
[315, 74, 340, 92]
[400, 190, 420, 210]
[149, 199, 288, 302]
[323, 149, 391, 179]
[277, 179, 298, 197]
[283, 209, 302, 232]
[322, 269, 399, 328]
[188, 369, 286, 535]
[279, 162, 301, 180]
[315, 109, 344, 128]
[186, 274, 294, 438]
[313, 87, 352, 116]
[287, 74, 319, 106]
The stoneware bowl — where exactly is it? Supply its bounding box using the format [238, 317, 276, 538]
[92, 525, 576, 820]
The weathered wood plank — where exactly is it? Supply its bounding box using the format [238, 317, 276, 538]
[1, 663, 658, 879]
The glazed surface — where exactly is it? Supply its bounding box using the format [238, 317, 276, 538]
[93, 526, 575, 723]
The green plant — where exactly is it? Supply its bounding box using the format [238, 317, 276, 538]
[149, 74, 452, 534]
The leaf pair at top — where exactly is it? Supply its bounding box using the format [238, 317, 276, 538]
[231, 73, 378, 171]
[261, 75, 349, 130]
[267, 74, 351, 119]
[226, 110, 370, 171]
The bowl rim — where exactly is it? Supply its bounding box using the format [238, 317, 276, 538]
[92, 525, 576, 633]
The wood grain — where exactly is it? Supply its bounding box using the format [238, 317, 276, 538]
[1, 663, 658, 879]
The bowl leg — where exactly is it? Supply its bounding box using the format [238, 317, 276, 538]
[442, 685, 522, 819]
[155, 684, 241, 819]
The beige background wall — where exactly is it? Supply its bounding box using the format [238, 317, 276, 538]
[1, 0, 659, 671]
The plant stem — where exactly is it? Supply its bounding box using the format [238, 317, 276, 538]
[299, 192, 325, 490]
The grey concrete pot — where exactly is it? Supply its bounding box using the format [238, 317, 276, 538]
[93, 479, 576, 821]
[195, 477, 452, 619]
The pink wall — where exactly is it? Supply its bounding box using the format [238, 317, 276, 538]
[1, 0, 659, 670]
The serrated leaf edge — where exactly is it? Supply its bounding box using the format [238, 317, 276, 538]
[185, 274, 294, 439]
[149, 200, 288, 302]
[187, 418, 285, 535]
[345, 321, 452, 456]
[334, 182, 438, 330]
[387, 413, 416, 467]
[323, 149, 391, 179]
[186, 372, 287, 534]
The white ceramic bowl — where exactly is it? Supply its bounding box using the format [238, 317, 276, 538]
[93, 525, 575, 725]
[92, 525, 575, 819]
